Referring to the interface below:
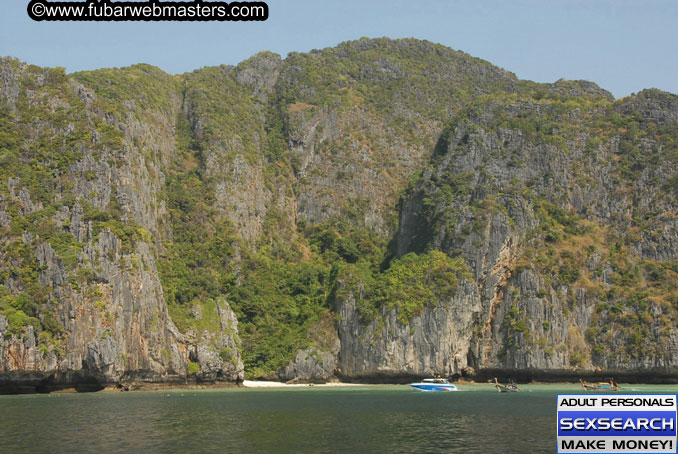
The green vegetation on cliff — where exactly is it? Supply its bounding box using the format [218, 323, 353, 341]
[2, 38, 677, 381]
[404, 84, 678, 368]
[337, 250, 471, 324]
[0, 60, 179, 354]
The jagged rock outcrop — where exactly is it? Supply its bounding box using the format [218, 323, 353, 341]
[278, 347, 338, 384]
[185, 299, 244, 383]
[336, 280, 482, 380]
[0, 225, 192, 391]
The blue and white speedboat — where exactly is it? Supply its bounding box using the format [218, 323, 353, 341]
[410, 378, 458, 392]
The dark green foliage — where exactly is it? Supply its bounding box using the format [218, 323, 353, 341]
[306, 213, 384, 265]
[337, 250, 470, 324]
[181, 66, 264, 164]
[502, 301, 529, 351]
[373, 250, 469, 323]
[230, 253, 331, 378]
[187, 361, 200, 375]
[72, 64, 179, 120]
[157, 111, 239, 329]
[158, 169, 237, 307]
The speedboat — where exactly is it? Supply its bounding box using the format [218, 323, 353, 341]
[410, 378, 458, 392]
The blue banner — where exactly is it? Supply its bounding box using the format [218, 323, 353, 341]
[558, 411, 676, 437]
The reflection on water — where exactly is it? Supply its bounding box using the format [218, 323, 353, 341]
[1, 385, 675, 453]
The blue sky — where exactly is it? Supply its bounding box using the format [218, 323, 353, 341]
[1, 0, 676, 98]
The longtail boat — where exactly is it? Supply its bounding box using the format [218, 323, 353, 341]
[494, 377, 520, 392]
[579, 378, 619, 391]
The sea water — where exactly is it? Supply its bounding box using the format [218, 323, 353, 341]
[1, 384, 676, 453]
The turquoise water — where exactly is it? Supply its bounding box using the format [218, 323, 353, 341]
[1, 384, 676, 453]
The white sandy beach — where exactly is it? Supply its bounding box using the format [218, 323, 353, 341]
[242, 380, 366, 388]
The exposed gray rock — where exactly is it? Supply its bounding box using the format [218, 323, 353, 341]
[336, 280, 482, 379]
[189, 299, 244, 382]
[234, 51, 282, 103]
[0, 194, 10, 228]
[278, 347, 338, 384]
[0, 58, 21, 110]
[8, 178, 43, 215]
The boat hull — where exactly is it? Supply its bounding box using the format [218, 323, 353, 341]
[580, 379, 618, 391]
[582, 385, 618, 391]
[410, 383, 458, 392]
[495, 386, 519, 393]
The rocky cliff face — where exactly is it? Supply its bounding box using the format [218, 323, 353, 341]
[1, 39, 677, 390]
[0, 58, 243, 392]
[341, 88, 678, 381]
[336, 279, 482, 380]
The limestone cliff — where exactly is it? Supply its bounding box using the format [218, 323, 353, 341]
[335, 87, 677, 382]
[1, 38, 676, 390]
[0, 58, 243, 392]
